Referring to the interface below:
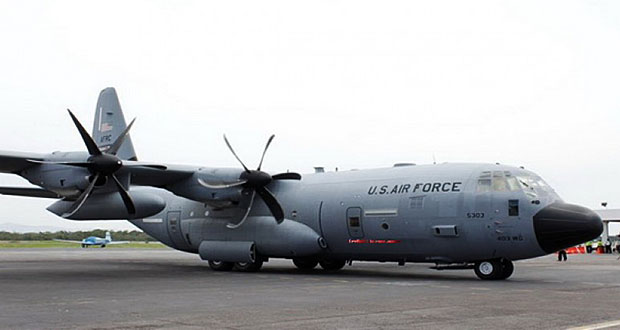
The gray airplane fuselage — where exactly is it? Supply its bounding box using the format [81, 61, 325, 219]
[1, 87, 603, 279]
[129, 162, 581, 264]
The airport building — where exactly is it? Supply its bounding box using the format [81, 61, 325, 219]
[594, 208, 620, 242]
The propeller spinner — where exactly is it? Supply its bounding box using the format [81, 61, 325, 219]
[198, 134, 302, 228]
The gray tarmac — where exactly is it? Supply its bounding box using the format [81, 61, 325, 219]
[1, 249, 620, 330]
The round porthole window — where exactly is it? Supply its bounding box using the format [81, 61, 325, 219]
[381, 222, 389, 230]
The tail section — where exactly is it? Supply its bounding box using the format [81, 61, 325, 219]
[92, 88, 138, 161]
[105, 231, 111, 241]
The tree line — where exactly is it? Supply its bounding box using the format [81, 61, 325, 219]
[0, 230, 156, 242]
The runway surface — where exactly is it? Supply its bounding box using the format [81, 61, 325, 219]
[1, 249, 619, 330]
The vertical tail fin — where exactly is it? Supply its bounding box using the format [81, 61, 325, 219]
[92, 88, 138, 161]
[105, 231, 111, 241]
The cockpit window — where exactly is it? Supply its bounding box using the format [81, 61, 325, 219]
[492, 171, 509, 192]
[476, 170, 560, 201]
[515, 174, 558, 199]
[505, 172, 521, 191]
[477, 171, 520, 192]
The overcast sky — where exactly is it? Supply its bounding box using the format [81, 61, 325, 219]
[0, 1, 619, 233]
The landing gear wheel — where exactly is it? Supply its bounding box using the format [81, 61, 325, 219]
[319, 259, 346, 271]
[234, 259, 263, 272]
[100, 245, 106, 248]
[497, 258, 514, 280]
[81, 244, 86, 248]
[208, 260, 234, 271]
[293, 257, 319, 270]
[474, 259, 513, 280]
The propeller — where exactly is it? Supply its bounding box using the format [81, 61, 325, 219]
[198, 134, 301, 228]
[48, 110, 137, 218]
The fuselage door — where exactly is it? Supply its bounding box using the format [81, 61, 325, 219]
[166, 211, 188, 248]
[346, 207, 364, 238]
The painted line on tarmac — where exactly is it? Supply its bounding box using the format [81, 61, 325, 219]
[567, 319, 620, 330]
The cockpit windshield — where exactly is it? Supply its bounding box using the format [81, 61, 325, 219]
[515, 174, 556, 199]
[476, 170, 558, 200]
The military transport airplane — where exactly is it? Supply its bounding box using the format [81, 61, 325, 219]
[0, 88, 603, 280]
[54, 231, 129, 248]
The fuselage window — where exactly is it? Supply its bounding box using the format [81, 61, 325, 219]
[509, 199, 519, 216]
[349, 216, 360, 227]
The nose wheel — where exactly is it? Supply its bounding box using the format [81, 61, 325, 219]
[474, 258, 514, 280]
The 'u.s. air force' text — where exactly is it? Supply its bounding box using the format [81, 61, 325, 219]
[368, 182, 462, 195]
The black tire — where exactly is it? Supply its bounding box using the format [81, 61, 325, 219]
[81, 244, 85, 248]
[234, 259, 263, 272]
[497, 259, 514, 280]
[208, 260, 234, 271]
[319, 259, 346, 271]
[100, 245, 106, 248]
[474, 259, 503, 280]
[293, 257, 319, 270]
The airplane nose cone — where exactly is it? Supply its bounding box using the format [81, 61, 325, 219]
[533, 202, 603, 254]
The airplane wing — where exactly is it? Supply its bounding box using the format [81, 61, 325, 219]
[0, 150, 46, 174]
[0, 187, 61, 199]
[53, 239, 84, 244]
[121, 162, 196, 187]
[108, 241, 130, 244]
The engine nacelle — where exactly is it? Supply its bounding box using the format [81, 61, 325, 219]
[47, 190, 166, 220]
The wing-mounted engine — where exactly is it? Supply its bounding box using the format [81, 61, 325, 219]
[46, 190, 165, 220]
[166, 135, 302, 228]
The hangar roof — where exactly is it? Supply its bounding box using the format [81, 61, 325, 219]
[594, 209, 620, 222]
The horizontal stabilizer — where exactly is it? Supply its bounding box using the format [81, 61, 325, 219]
[0, 187, 61, 199]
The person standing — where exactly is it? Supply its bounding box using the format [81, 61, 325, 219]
[557, 249, 567, 262]
[605, 240, 612, 254]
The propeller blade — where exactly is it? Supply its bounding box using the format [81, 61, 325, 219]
[62, 173, 100, 218]
[107, 118, 136, 155]
[223, 134, 250, 172]
[26, 160, 91, 168]
[256, 187, 284, 223]
[272, 172, 302, 181]
[198, 178, 247, 189]
[111, 174, 136, 217]
[227, 190, 256, 229]
[257, 134, 275, 171]
[67, 109, 101, 156]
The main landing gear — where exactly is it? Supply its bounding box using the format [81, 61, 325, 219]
[474, 258, 514, 280]
[207, 259, 264, 272]
[292, 257, 346, 271]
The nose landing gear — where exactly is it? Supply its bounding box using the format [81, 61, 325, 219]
[474, 258, 514, 280]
